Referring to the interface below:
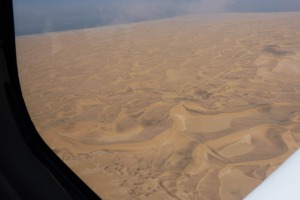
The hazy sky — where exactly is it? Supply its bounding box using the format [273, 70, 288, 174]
[13, 0, 300, 35]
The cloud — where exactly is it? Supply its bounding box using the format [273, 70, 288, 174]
[228, 0, 300, 12]
[183, 0, 234, 13]
[93, 0, 234, 24]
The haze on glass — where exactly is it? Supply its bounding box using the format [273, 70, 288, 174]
[14, 0, 300, 199]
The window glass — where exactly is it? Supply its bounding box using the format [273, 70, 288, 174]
[14, 0, 300, 199]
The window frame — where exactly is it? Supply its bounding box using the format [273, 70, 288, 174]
[0, 0, 101, 199]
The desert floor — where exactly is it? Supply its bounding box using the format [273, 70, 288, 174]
[17, 12, 300, 200]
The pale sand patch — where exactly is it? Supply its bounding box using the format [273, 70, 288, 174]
[220, 168, 262, 200]
[273, 57, 300, 76]
[170, 102, 258, 133]
[217, 134, 253, 158]
[253, 54, 275, 66]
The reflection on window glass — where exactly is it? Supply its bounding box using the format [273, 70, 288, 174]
[14, 0, 300, 199]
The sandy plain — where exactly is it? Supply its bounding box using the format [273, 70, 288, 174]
[17, 12, 300, 200]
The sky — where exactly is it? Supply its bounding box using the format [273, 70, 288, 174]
[13, 0, 300, 35]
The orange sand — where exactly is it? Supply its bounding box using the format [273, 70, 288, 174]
[17, 12, 300, 200]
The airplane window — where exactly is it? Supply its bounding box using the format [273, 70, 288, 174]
[13, 0, 300, 199]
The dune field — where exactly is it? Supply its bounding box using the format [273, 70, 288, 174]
[16, 13, 300, 199]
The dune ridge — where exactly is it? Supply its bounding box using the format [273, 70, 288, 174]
[17, 13, 300, 199]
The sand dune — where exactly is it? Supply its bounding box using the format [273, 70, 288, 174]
[16, 13, 300, 199]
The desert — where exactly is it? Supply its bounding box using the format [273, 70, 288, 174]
[16, 12, 300, 200]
